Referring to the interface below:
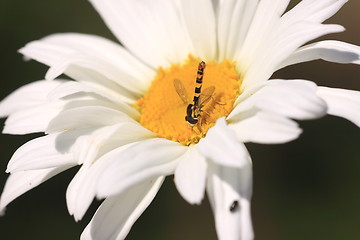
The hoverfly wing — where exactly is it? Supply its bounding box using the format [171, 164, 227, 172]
[198, 86, 215, 107]
[173, 78, 189, 105]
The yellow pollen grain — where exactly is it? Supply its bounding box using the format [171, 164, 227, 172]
[137, 56, 241, 145]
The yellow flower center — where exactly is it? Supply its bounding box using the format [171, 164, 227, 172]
[137, 56, 241, 145]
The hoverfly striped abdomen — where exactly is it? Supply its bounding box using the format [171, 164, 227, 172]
[193, 61, 206, 107]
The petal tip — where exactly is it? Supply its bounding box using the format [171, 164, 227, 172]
[0, 199, 7, 216]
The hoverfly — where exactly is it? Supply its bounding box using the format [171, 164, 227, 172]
[173, 61, 215, 126]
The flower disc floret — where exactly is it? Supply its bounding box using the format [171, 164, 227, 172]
[137, 56, 241, 145]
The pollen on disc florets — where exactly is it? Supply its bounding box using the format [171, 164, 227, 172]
[137, 56, 241, 145]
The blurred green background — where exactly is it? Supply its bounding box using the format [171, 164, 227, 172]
[0, 0, 360, 239]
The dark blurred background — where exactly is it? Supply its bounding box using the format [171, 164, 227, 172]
[0, 0, 359, 239]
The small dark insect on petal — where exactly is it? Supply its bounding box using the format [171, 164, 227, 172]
[229, 200, 239, 213]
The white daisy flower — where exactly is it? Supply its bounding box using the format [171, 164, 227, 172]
[1, 0, 360, 239]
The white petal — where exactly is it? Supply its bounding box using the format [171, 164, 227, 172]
[46, 106, 134, 133]
[174, 146, 207, 205]
[230, 80, 327, 121]
[241, 23, 344, 89]
[55, 127, 99, 154]
[40, 33, 155, 81]
[47, 81, 94, 100]
[317, 87, 360, 127]
[259, 0, 348, 77]
[96, 139, 186, 199]
[236, 0, 345, 89]
[265, 23, 345, 69]
[216, 0, 258, 60]
[55, 64, 140, 104]
[20, 46, 141, 104]
[207, 161, 253, 240]
[48, 81, 139, 119]
[89, 0, 193, 67]
[180, 0, 216, 61]
[66, 124, 157, 220]
[48, 81, 133, 111]
[81, 177, 164, 240]
[3, 101, 66, 134]
[238, 0, 290, 61]
[6, 134, 75, 173]
[66, 165, 98, 221]
[44, 54, 147, 96]
[67, 143, 132, 222]
[281, 0, 347, 24]
[61, 97, 122, 112]
[19, 33, 154, 91]
[235, 0, 290, 77]
[277, 40, 360, 70]
[0, 80, 64, 117]
[198, 118, 250, 168]
[0, 165, 75, 214]
[229, 111, 302, 144]
[67, 140, 146, 221]
[74, 122, 156, 165]
[65, 124, 150, 221]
